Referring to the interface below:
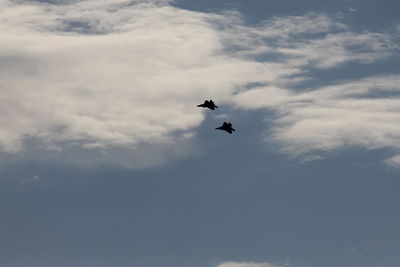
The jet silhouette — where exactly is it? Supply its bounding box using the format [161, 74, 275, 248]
[215, 122, 235, 134]
[197, 100, 218, 110]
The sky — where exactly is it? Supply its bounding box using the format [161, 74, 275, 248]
[1, 0, 400, 266]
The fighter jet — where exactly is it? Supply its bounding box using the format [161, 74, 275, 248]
[197, 100, 218, 110]
[215, 122, 235, 134]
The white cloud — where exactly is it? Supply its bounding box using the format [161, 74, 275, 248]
[0, 0, 235, 154]
[215, 261, 282, 267]
[1, 0, 399, 167]
[235, 75, 400, 162]
[277, 32, 395, 68]
[288, 76, 400, 143]
[383, 154, 400, 168]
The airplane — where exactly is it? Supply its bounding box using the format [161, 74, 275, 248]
[215, 122, 235, 134]
[197, 99, 218, 110]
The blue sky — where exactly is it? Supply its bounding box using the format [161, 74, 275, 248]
[1, 0, 400, 267]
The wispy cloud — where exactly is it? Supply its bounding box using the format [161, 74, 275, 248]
[234, 75, 400, 157]
[383, 154, 400, 168]
[215, 261, 282, 267]
[234, 76, 400, 162]
[1, 0, 398, 167]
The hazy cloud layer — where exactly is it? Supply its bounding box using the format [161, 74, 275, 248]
[1, 0, 399, 166]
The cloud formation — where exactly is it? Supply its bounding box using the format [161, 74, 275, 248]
[235, 75, 400, 157]
[1, 0, 399, 166]
[384, 154, 400, 168]
[215, 261, 281, 267]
